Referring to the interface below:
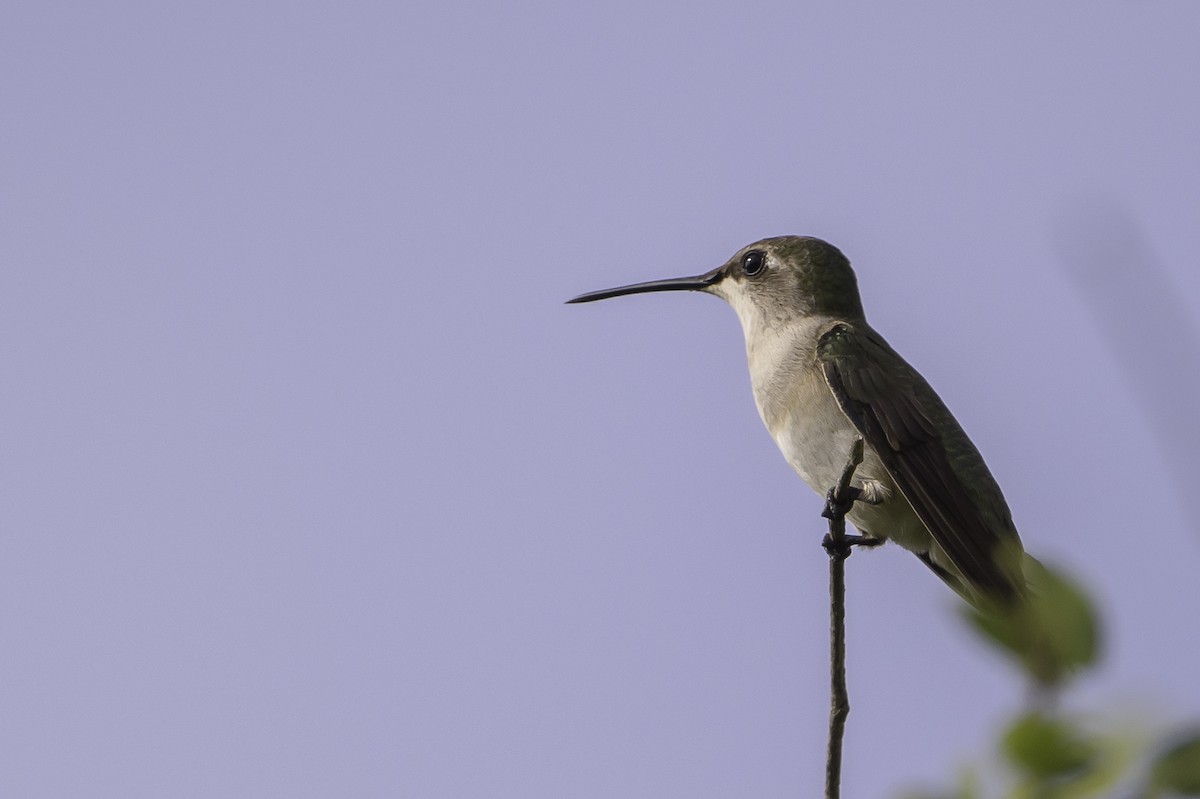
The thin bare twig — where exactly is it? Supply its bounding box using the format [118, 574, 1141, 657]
[820, 436, 866, 799]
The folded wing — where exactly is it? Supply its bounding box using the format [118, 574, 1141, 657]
[817, 322, 1021, 600]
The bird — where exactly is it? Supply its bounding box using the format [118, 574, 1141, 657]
[568, 235, 1026, 606]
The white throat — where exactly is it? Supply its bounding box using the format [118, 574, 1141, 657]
[712, 283, 830, 432]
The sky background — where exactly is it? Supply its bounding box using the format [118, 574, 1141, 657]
[2, 2, 1198, 797]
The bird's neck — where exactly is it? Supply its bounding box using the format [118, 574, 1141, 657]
[740, 314, 834, 432]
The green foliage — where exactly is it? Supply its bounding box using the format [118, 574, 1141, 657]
[1151, 730, 1200, 796]
[961, 558, 1100, 688]
[901, 561, 1200, 799]
[1002, 713, 1095, 780]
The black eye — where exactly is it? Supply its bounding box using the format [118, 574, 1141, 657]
[742, 250, 766, 277]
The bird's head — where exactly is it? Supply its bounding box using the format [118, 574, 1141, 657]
[568, 236, 866, 331]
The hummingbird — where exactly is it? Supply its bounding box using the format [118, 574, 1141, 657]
[568, 236, 1026, 605]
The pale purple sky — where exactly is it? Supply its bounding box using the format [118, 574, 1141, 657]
[2, 2, 1198, 797]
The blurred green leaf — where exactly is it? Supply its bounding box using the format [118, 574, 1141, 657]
[1002, 713, 1095, 779]
[1152, 729, 1200, 795]
[961, 558, 1100, 688]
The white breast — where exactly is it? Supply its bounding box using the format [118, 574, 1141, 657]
[738, 317, 842, 486]
[739, 316, 927, 550]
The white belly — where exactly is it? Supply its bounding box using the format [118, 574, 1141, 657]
[748, 338, 933, 555]
[768, 373, 865, 493]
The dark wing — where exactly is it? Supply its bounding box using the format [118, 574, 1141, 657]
[817, 322, 1021, 600]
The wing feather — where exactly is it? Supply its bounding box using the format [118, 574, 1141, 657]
[817, 322, 1020, 600]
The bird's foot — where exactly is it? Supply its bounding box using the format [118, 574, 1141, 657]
[821, 477, 884, 559]
[822, 532, 885, 559]
[821, 485, 863, 520]
[820, 482, 884, 521]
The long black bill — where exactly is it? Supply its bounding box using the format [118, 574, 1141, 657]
[566, 267, 723, 304]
